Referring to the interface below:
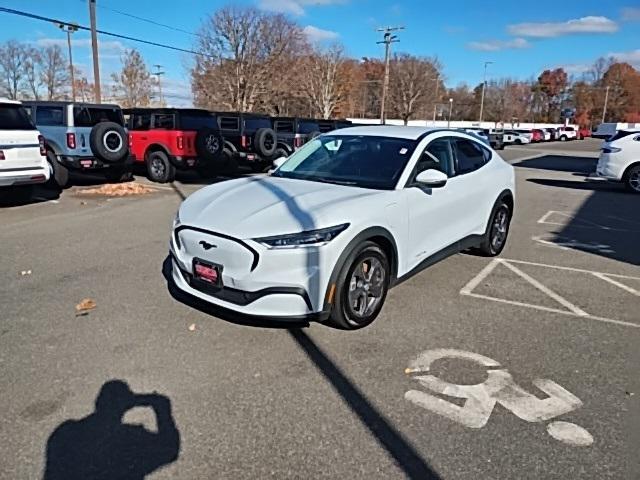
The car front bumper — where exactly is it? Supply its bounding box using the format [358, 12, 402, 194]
[59, 154, 134, 170]
[169, 226, 342, 318]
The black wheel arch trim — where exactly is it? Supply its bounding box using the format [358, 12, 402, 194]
[144, 143, 171, 161]
[484, 189, 514, 236]
[223, 140, 238, 153]
[174, 225, 260, 271]
[323, 226, 399, 312]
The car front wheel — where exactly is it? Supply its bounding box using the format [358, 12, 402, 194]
[625, 165, 640, 194]
[329, 241, 390, 330]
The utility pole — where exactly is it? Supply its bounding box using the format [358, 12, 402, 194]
[377, 26, 403, 124]
[448, 98, 453, 128]
[478, 61, 493, 122]
[57, 23, 78, 101]
[432, 76, 439, 123]
[153, 64, 165, 106]
[601, 85, 610, 123]
[88, 0, 101, 103]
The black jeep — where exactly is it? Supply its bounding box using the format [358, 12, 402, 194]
[272, 117, 321, 156]
[215, 112, 281, 172]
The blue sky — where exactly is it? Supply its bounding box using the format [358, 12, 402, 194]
[1, 0, 638, 106]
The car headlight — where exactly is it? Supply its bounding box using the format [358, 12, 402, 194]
[253, 223, 349, 249]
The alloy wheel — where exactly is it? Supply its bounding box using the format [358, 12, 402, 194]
[490, 206, 509, 253]
[151, 156, 165, 178]
[629, 170, 640, 192]
[347, 256, 386, 319]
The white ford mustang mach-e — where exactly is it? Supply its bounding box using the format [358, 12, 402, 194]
[169, 126, 515, 329]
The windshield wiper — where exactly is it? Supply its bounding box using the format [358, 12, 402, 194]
[314, 177, 358, 186]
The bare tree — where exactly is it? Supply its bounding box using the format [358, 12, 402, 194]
[23, 46, 43, 100]
[40, 45, 69, 100]
[0, 40, 29, 99]
[388, 54, 441, 124]
[192, 6, 307, 112]
[302, 44, 346, 119]
[111, 48, 153, 108]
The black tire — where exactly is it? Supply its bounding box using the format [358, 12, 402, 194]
[515, 139, 522, 145]
[253, 128, 277, 157]
[45, 150, 68, 188]
[195, 128, 224, 163]
[559, 135, 567, 141]
[329, 241, 390, 330]
[105, 166, 133, 183]
[89, 122, 128, 162]
[272, 147, 289, 159]
[0, 185, 34, 204]
[475, 200, 512, 256]
[146, 150, 175, 183]
[624, 164, 640, 194]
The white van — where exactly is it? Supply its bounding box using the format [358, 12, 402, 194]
[0, 98, 49, 199]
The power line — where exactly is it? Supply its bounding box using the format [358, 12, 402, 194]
[93, 2, 200, 38]
[0, 6, 212, 58]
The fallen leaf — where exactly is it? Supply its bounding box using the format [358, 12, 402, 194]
[77, 182, 156, 197]
[20, 270, 32, 276]
[75, 298, 97, 314]
[188, 323, 196, 331]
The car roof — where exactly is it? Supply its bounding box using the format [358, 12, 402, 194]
[22, 100, 121, 109]
[0, 97, 21, 105]
[215, 111, 271, 119]
[123, 108, 213, 115]
[329, 125, 443, 140]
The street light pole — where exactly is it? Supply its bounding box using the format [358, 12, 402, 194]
[601, 85, 610, 123]
[478, 61, 493, 123]
[448, 98, 453, 128]
[377, 26, 403, 125]
[58, 23, 78, 101]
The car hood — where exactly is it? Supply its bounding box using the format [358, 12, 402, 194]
[179, 176, 384, 239]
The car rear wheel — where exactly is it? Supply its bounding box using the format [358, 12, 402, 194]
[45, 150, 68, 189]
[146, 150, 175, 183]
[475, 200, 512, 256]
[625, 165, 640, 194]
[329, 241, 390, 330]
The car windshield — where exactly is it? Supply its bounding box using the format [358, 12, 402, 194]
[0, 104, 36, 130]
[180, 114, 217, 130]
[272, 135, 416, 190]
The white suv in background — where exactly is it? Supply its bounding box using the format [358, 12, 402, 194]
[596, 129, 640, 193]
[0, 98, 49, 199]
[558, 126, 577, 141]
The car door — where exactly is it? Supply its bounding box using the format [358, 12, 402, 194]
[446, 137, 495, 236]
[404, 136, 468, 268]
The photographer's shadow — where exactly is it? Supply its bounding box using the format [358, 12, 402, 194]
[43, 380, 180, 480]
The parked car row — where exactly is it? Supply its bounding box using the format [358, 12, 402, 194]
[501, 126, 581, 145]
[0, 98, 355, 193]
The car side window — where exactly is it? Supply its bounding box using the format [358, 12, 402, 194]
[132, 114, 151, 131]
[219, 117, 239, 131]
[36, 106, 64, 126]
[153, 114, 174, 129]
[408, 138, 453, 185]
[454, 138, 488, 175]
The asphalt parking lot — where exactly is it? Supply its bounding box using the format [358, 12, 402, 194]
[1, 138, 638, 479]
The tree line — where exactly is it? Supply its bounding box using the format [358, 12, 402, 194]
[1, 4, 639, 126]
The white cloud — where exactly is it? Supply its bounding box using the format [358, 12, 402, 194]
[557, 63, 592, 75]
[609, 49, 640, 68]
[36, 38, 125, 54]
[257, 0, 345, 16]
[302, 25, 339, 42]
[507, 16, 618, 38]
[467, 37, 530, 51]
[621, 7, 640, 21]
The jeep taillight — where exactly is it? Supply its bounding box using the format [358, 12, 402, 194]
[67, 133, 76, 149]
[177, 136, 184, 150]
[241, 135, 248, 148]
[294, 137, 303, 148]
[38, 135, 46, 156]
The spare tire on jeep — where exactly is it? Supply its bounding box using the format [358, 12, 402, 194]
[195, 127, 224, 163]
[254, 128, 277, 157]
[90, 122, 128, 162]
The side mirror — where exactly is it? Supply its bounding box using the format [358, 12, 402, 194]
[415, 169, 448, 188]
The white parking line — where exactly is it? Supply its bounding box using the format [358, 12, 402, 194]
[537, 210, 640, 233]
[532, 234, 615, 254]
[460, 258, 640, 329]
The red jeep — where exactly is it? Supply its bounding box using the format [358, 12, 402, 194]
[124, 108, 224, 183]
